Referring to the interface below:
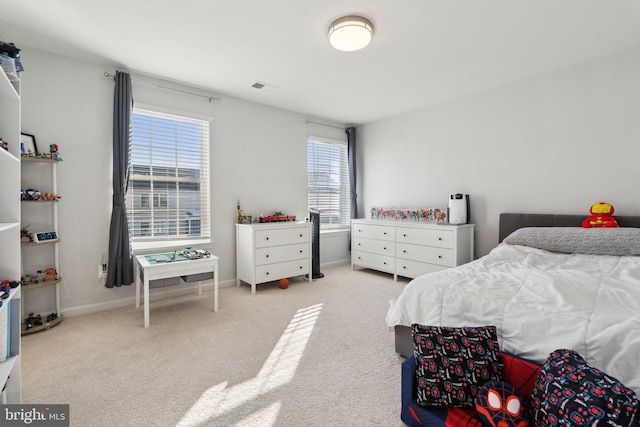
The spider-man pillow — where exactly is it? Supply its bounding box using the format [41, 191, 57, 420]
[530, 349, 638, 426]
[412, 324, 503, 407]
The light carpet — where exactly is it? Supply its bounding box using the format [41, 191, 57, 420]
[22, 264, 410, 427]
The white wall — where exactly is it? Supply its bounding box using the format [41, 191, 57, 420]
[358, 46, 640, 257]
[20, 48, 349, 316]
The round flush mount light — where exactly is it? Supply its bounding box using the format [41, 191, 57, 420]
[328, 15, 374, 52]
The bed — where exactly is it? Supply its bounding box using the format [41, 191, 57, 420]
[386, 213, 640, 395]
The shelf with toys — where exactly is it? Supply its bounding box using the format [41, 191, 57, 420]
[0, 41, 23, 403]
[20, 138, 62, 336]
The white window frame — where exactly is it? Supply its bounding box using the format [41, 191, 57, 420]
[307, 135, 351, 231]
[127, 104, 212, 251]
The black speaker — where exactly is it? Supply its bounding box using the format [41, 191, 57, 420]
[309, 209, 324, 279]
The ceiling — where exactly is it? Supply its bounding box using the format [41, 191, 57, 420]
[2, 1, 640, 125]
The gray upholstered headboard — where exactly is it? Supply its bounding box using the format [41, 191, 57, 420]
[498, 213, 640, 242]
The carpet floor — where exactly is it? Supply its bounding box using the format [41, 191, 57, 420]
[21, 264, 410, 427]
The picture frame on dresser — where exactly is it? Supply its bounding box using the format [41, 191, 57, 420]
[20, 132, 37, 155]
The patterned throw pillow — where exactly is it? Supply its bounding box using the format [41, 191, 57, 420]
[412, 324, 503, 407]
[530, 349, 639, 426]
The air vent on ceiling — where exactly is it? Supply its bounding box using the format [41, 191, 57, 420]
[251, 81, 278, 91]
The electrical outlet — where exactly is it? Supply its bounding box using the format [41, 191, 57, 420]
[98, 265, 107, 278]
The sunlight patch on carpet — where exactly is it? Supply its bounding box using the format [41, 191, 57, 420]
[177, 303, 323, 426]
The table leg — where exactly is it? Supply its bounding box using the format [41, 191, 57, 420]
[213, 260, 218, 312]
[144, 276, 150, 328]
[135, 261, 140, 308]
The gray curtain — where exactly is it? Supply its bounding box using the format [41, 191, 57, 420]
[346, 127, 358, 219]
[347, 127, 357, 251]
[106, 71, 134, 288]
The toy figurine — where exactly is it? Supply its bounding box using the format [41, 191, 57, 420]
[582, 202, 619, 228]
[37, 268, 58, 281]
[21, 225, 34, 242]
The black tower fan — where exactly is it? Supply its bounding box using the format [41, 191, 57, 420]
[309, 209, 324, 279]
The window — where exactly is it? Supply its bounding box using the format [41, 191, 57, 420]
[126, 107, 211, 244]
[307, 136, 350, 229]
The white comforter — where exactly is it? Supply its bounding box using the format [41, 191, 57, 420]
[386, 243, 640, 394]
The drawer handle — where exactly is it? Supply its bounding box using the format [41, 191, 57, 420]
[403, 250, 407, 253]
[266, 272, 270, 275]
[358, 243, 361, 246]
[438, 255, 442, 259]
[403, 233, 407, 237]
[438, 237, 442, 241]
[299, 265, 303, 269]
[299, 234, 303, 237]
[266, 254, 270, 258]
[383, 261, 387, 265]
[403, 266, 407, 269]
[383, 232, 387, 235]
[266, 237, 270, 241]
[383, 247, 387, 250]
[299, 250, 303, 253]
[358, 229, 362, 232]
[358, 256, 361, 260]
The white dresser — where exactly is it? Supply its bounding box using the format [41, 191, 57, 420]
[236, 222, 312, 294]
[351, 220, 474, 280]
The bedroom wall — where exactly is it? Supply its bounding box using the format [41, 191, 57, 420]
[19, 47, 349, 316]
[358, 45, 640, 258]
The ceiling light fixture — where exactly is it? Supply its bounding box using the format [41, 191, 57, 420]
[328, 15, 373, 52]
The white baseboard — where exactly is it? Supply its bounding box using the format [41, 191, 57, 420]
[61, 259, 351, 318]
[62, 278, 237, 318]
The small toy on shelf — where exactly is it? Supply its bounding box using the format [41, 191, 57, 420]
[1, 279, 20, 289]
[21, 274, 36, 285]
[21, 225, 34, 242]
[21, 188, 41, 201]
[37, 268, 58, 281]
[25, 313, 43, 330]
[40, 192, 61, 201]
[582, 202, 619, 228]
[0, 137, 7, 151]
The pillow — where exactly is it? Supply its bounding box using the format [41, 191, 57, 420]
[530, 349, 639, 426]
[412, 324, 503, 407]
[503, 227, 640, 256]
[475, 381, 529, 427]
[501, 353, 542, 398]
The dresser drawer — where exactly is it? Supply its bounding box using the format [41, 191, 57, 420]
[396, 259, 447, 279]
[396, 242, 454, 267]
[255, 227, 310, 248]
[396, 227, 453, 249]
[352, 237, 395, 256]
[255, 259, 310, 283]
[352, 223, 395, 242]
[255, 243, 309, 266]
[352, 250, 395, 274]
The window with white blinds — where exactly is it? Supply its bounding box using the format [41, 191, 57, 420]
[307, 136, 350, 229]
[126, 107, 211, 242]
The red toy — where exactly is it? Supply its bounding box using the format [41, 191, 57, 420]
[582, 202, 618, 228]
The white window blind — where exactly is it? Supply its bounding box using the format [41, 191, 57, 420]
[126, 107, 211, 242]
[307, 136, 350, 229]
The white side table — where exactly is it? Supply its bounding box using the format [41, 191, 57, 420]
[134, 253, 219, 328]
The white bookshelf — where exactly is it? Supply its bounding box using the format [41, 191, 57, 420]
[0, 68, 22, 403]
